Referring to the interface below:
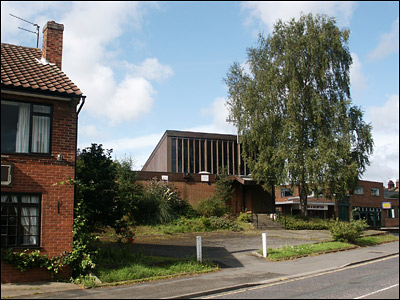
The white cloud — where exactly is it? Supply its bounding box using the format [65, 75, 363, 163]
[109, 76, 156, 124]
[362, 94, 399, 183]
[368, 94, 399, 133]
[199, 97, 237, 134]
[241, 1, 357, 32]
[126, 58, 174, 82]
[368, 18, 399, 61]
[45, 2, 170, 125]
[350, 53, 368, 92]
[102, 132, 165, 170]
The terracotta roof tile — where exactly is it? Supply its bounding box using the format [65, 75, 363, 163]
[1, 43, 83, 97]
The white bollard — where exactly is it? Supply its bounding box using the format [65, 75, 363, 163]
[262, 233, 267, 258]
[196, 236, 202, 263]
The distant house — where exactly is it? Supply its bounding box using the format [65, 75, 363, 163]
[275, 180, 399, 228]
[1, 21, 85, 283]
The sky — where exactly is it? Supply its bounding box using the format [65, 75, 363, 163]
[1, 1, 399, 186]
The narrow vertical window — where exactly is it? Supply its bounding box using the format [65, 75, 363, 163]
[171, 138, 176, 173]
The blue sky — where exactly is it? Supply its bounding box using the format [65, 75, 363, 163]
[1, 1, 399, 186]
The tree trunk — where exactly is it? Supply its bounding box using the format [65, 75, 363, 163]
[299, 183, 308, 217]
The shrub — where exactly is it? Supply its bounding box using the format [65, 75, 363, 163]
[329, 218, 368, 243]
[195, 196, 228, 217]
[237, 211, 252, 223]
[277, 215, 332, 230]
[132, 179, 193, 225]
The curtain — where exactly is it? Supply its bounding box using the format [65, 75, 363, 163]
[21, 196, 39, 245]
[31, 115, 50, 153]
[15, 103, 30, 153]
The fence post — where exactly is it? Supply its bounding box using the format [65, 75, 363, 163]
[196, 236, 202, 263]
[262, 233, 267, 258]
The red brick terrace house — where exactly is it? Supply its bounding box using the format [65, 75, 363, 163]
[275, 180, 399, 228]
[1, 21, 85, 283]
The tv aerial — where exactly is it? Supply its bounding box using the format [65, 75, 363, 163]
[10, 14, 40, 48]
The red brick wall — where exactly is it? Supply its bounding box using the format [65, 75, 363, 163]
[136, 171, 217, 207]
[1, 93, 77, 283]
[273, 181, 399, 227]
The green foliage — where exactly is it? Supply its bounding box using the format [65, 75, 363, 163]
[94, 244, 217, 283]
[208, 216, 242, 232]
[76, 144, 122, 232]
[215, 167, 234, 204]
[195, 168, 233, 218]
[237, 211, 252, 223]
[132, 179, 193, 225]
[329, 218, 368, 243]
[224, 13, 373, 216]
[69, 199, 98, 276]
[263, 241, 355, 261]
[195, 196, 228, 217]
[114, 156, 144, 225]
[277, 215, 333, 230]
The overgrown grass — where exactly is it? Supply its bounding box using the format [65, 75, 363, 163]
[261, 241, 356, 261]
[92, 243, 218, 284]
[277, 215, 333, 230]
[259, 233, 399, 261]
[115, 216, 253, 237]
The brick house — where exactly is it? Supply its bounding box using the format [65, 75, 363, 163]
[1, 21, 85, 283]
[275, 180, 399, 228]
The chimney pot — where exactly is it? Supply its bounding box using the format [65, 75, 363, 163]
[42, 21, 64, 70]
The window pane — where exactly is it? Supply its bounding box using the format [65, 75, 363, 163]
[1, 194, 41, 247]
[21, 195, 40, 204]
[31, 115, 51, 153]
[171, 138, 176, 173]
[1, 103, 19, 153]
[33, 105, 51, 113]
[183, 139, 188, 173]
[177, 139, 182, 173]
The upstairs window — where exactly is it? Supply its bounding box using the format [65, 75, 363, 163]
[371, 188, 380, 197]
[354, 187, 364, 195]
[1, 100, 52, 154]
[281, 188, 294, 197]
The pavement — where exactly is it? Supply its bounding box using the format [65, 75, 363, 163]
[1, 229, 399, 299]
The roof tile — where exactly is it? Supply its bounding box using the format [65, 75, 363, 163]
[1, 43, 83, 97]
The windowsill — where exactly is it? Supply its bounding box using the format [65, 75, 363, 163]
[1, 152, 52, 158]
[1, 246, 42, 250]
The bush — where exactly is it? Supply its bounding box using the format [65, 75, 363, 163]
[237, 211, 252, 223]
[195, 196, 229, 217]
[132, 179, 194, 225]
[329, 218, 368, 243]
[277, 215, 333, 230]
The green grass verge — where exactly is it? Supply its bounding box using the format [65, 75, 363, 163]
[259, 233, 398, 261]
[91, 243, 218, 285]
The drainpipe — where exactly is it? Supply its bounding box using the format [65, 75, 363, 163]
[77, 96, 86, 116]
[74, 95, 86, 209]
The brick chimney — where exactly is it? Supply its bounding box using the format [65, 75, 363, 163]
[396, 179, 399, 188]
[42, 21, 64, 70]
[388, 180, 394, 189]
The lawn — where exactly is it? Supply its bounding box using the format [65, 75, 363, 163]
[75, 241, 218, 288]
[259, 233, 399, 261]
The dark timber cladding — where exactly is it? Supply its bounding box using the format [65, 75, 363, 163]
[142, 130, 250, 175]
